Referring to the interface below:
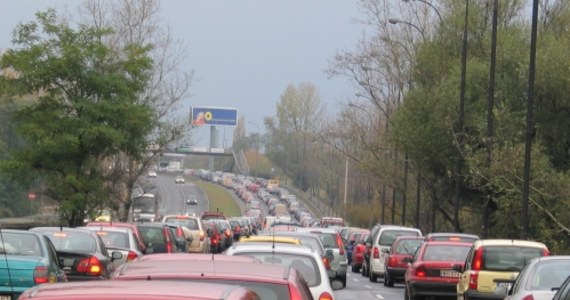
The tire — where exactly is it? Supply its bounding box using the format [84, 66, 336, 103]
[405, 284, 423, 300]
[361, 261, 368, 277]
[352, 263, 359, 273]
[384, 267, 394, 287]
[341, 276, 347, 288]
[369, 269, 378, 282]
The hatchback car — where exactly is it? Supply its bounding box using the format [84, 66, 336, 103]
[504, 256, 570, 300]
[404, 241, 472, 299]
[226, 242, 335, 300]
[174, 175, 185, 184]
[112, 255, 312, 300]
[18, 280, 261, 300]
[0, 230, 67, 299]
[29, 227, 122, 281]
[424, 232, 480, 243]
[136, 223, 178, 254]
[455, 239, 549, 300]
[161, 214, 209, 253]
[383, 236, 424, 287]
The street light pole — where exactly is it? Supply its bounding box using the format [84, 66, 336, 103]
[388, 18, 426, 40]
[248, 121, 260, 178]
[343, 156, 348, 216]
[402, 0, 443, 25]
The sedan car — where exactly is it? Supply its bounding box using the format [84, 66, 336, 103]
[504, 256, 570, 300]
[175, 175, 185, 184]
[112, 254, 313, 300]
[18, 280, 261, 300]
[29, 227, 122, 281]
[404, 241, 472, 299]
[147, 170, 157, 178]
[79, 226, 144, 268]
[0, 230, 67, 299]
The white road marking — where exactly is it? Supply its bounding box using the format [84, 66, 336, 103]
[375, 294, 384, 300]
[365, 285, 373, 289]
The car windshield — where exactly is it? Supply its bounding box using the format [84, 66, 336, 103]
[527, 260, 570, 291]
[45, 231, 97, 253]
[483, 246, 545, 271]
[0, 233, 42, 256]
[422, 244, 470, 261]
[233, 252, 320, 287]
[379, 230, 420, 246]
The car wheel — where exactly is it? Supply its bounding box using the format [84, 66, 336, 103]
[341, 276, 347, 288]
[352, 263, 360, 273]
[369, 268, 377, 282]
[405, 284, 422, 300]
[384, 267, 394, 287]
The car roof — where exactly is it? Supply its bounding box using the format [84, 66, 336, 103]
[422, 241, 473, 247]
[136, 253, 257, 262]
[228, 242, 318, 255]
[30, 227, 93, 234]
[115, 259, 291, 283]
[239, 236, 302, 245]
[79, 226, 131, 233]
[426, 232, 480, 238]
[20, 280, 258, 300]
[296, 227, 339, 234]
[473, 239, 548, 249]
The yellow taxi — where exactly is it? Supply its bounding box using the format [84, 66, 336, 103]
[238, 235, 301, 245]
[455, 239, 549, 300]
[94, 209, 112, 222]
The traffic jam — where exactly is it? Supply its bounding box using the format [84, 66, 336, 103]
[1, 171, 570, 300]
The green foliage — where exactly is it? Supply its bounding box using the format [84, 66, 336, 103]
[0, 9, 153, 226]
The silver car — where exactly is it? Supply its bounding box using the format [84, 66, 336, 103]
[297, 227, 348, 288]
[78, 226, 143, 269]
[225, 242, 336, 299]
[504, 256, 570, 300]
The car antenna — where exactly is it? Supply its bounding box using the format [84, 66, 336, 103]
[0, 222, 15, 295]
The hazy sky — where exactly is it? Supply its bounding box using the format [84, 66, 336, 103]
[0, 0, 367, 147]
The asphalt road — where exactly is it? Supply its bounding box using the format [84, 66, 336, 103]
[152, 172, 405, 300]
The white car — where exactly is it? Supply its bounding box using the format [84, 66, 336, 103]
[147, 170, 157, 178]
[175, 176, 185, 184]
[225, 242, 336, 299]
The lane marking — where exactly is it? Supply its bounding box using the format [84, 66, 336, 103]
[375, 294, 384, 300]
[365, 285, 372, 289]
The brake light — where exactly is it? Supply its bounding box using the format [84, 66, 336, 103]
[288, 284, 303, 300]
[177, 227, 184, 238]
[336, 234, 345, 256]
[211, 236, 218, 246]
[542, 249, 549, 256]
[166, 240, 173, 253]
[127, 251, 138, 261]
[522, 295, 534, 300]
[33, 265, 49, 284]
[373, 247, 379, 259]
[322, 256, 331, 270]
[318, 292, 334, 300]
[469, 271, 479, 290]
[199, 230, 205, 242]
[235, 226, 241, 232]
[76, 256, 102, 276]
[388, 256, 397, 267]
[472, 247, 483, 270]
[415, 265, 426, 277]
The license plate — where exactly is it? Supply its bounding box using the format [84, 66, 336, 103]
[0, 296, 11, 300]
[440, 270, 461, 277]
[497, 282, 512, 290]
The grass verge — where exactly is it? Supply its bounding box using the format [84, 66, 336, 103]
[189, 178, 241, 217]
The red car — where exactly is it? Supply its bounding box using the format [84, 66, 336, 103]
[404, 241, 472, 299]
[351, 232, 370, 273]
[383, 236, 424, 287]
[18, 280, 260, 300]
[112, 255, 314, 300]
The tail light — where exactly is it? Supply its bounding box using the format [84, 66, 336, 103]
[522, 295, 534, 300]
[322, 256, 331, 270]
[318, 292, 334, 300]
[127, 251, 138, 261]
[469, 272, 479, 290]
[34, 265, 49, 284]
[77, 256, 102, 276]
[542, 249, 549, 256]
[211, 236, 218, 246]
[177, 227, 184, 238]
[388, 256, 397, 267]
[166, 240, 173, 253]
[199, 230, 205, 242]
[225, 229, 231, 237]
[289, 284, 303, 300]
[415, 265, 426, 277]
[472, 247, 483, 270]
[336, 234, 345, 256]
[373, 247, 379, 259]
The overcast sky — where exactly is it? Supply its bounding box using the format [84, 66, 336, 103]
[0, 0, 367, 147]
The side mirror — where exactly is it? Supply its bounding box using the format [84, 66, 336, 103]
[403, 257, 413, 264]
[381, 248, 390, 254]
[111, 251, 123, 261]
[453, 264, 464, 273]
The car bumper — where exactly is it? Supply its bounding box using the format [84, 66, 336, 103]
[462, 289, 507, 300]
[409, 281, 457, 297]
[386, 267, 407, 280]
[329, 265, 348, 279]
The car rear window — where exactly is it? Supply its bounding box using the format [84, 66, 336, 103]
[45, 231, 97, 253]
[0, 233, 42, 256]
[96, 231, 129, 248]
[527, 260, 570, 290]
[163, 217, 199, 230]
[233, 252, 321, 287]
[379, 230, 420, 246]
[422, 244, 470, 261]
[394, 239, 423, 254]
[190, 279, 289, 300]
[483, 246, 545, 271]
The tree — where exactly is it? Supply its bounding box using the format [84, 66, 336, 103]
[0, 9, 153, 226]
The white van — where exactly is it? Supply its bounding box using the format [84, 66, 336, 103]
[367, 225, 422, 282]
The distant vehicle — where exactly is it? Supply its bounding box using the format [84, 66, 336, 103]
[148, 170, 157, 178]
[424, 232, 480, 243]
[132, 193, 159, 222]
[0, 229, 67, 299]
[320, 217, 345, 228]
[186, 198, 198, 205]
[175, 176, 185, 184]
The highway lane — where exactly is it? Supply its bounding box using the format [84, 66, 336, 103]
[155, 173, 209, 216]
[334, 272, 405, 300]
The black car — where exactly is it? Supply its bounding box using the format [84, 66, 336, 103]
[186, 198, 198, 205]
[136, 223, 179, 254]
[29, 227, 122, 281]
